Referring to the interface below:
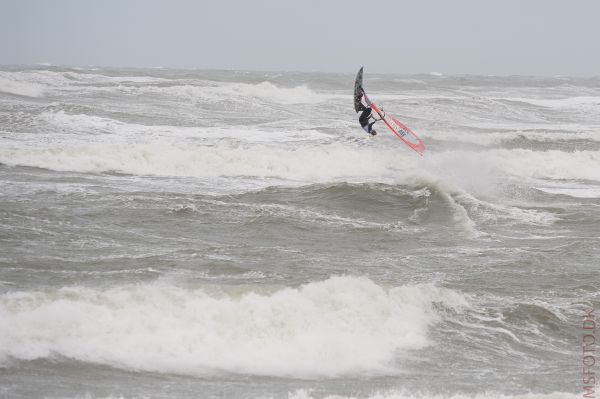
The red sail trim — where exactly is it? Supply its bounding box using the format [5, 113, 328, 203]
[366, 95, 425, 156]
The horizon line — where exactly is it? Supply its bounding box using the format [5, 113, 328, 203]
[1, 63, 599, 79]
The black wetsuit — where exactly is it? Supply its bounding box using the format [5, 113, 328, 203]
[357, 102, 377, 135]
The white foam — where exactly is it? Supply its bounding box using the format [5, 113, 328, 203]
[506, 96, 600, 108]
[38, 111, 331, 142]
[218, 81, 319, 104]
[0, 70, 72, 89]
[152, 81, 321, 104]
[63, 72, 169, 84]
[429, 182, 558, 226]
[494, 149, 600, 181]
[426, 149, 600, 182]
[536, 186, 600, 198]
[46, 395, 133, 399]
[433, 186, 482, 238]
[289, 390, 580, 399]
[0, 76, 45, 97]
[2, 133, 600, 187]
[33, 392, 583, 399]
[432, 127, 600, 146]
[2, 70, 168, 86]
[0, 140, 392, 180]
[392, 78, 427, 85]
[0, 276, 468, 377]
[0, 73, 324, 103]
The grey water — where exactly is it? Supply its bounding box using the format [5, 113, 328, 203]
[0, 65, 599, 399]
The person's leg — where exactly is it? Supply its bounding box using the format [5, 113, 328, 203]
[359, 108, 372, 126]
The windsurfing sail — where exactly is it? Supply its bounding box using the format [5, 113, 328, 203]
[354, 67, 425, 156]
[354, 67, 365, 113]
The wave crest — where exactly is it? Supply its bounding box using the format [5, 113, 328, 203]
[0, 276, 467, 377]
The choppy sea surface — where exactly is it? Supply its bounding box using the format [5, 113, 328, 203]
[0, 66, 599, 399]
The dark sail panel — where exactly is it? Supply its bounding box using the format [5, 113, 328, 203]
[353, 67, 364, 113]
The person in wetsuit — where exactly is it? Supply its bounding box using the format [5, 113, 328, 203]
[357, 90, 378, 136]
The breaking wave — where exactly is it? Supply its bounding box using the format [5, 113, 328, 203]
[0, 70, 323, 104]
[287, 391, 579, 399]
[2, 136, 599, 183]
[152, 81, 321, 104]
[0, 76, 45, 97]
[0, 276, 467, 378]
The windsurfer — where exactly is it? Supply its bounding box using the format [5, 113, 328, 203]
[357, 90, 378, 136]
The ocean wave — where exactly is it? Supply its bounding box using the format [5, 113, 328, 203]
[0, 76, 45, 97]
[62, 71, 169, 84]
[0, 70, 168, 88]
[138, 81, 322, 105]
[198, 197, 409, 233]
[505, 96, 600, 109]
[0, 276, 468, 377]
[167, 180, 555, 239]
[42, 391, 583, 399]
[37, 111, 331, 142]
[535, 185, 600, 198]
[2, 138, 599, 186]
[422, 182, 558, 227]
[0, 70, 323, 104]
[0, 70, 76, 91]
[426, 148, 600, 182]
[288, 390, 579, 399]
[432, 128, 600, 148]
[39, 391, 581, 399]
[0, 141, 395, 180]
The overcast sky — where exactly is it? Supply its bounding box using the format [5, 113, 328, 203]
[1, 0, 599, 75]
